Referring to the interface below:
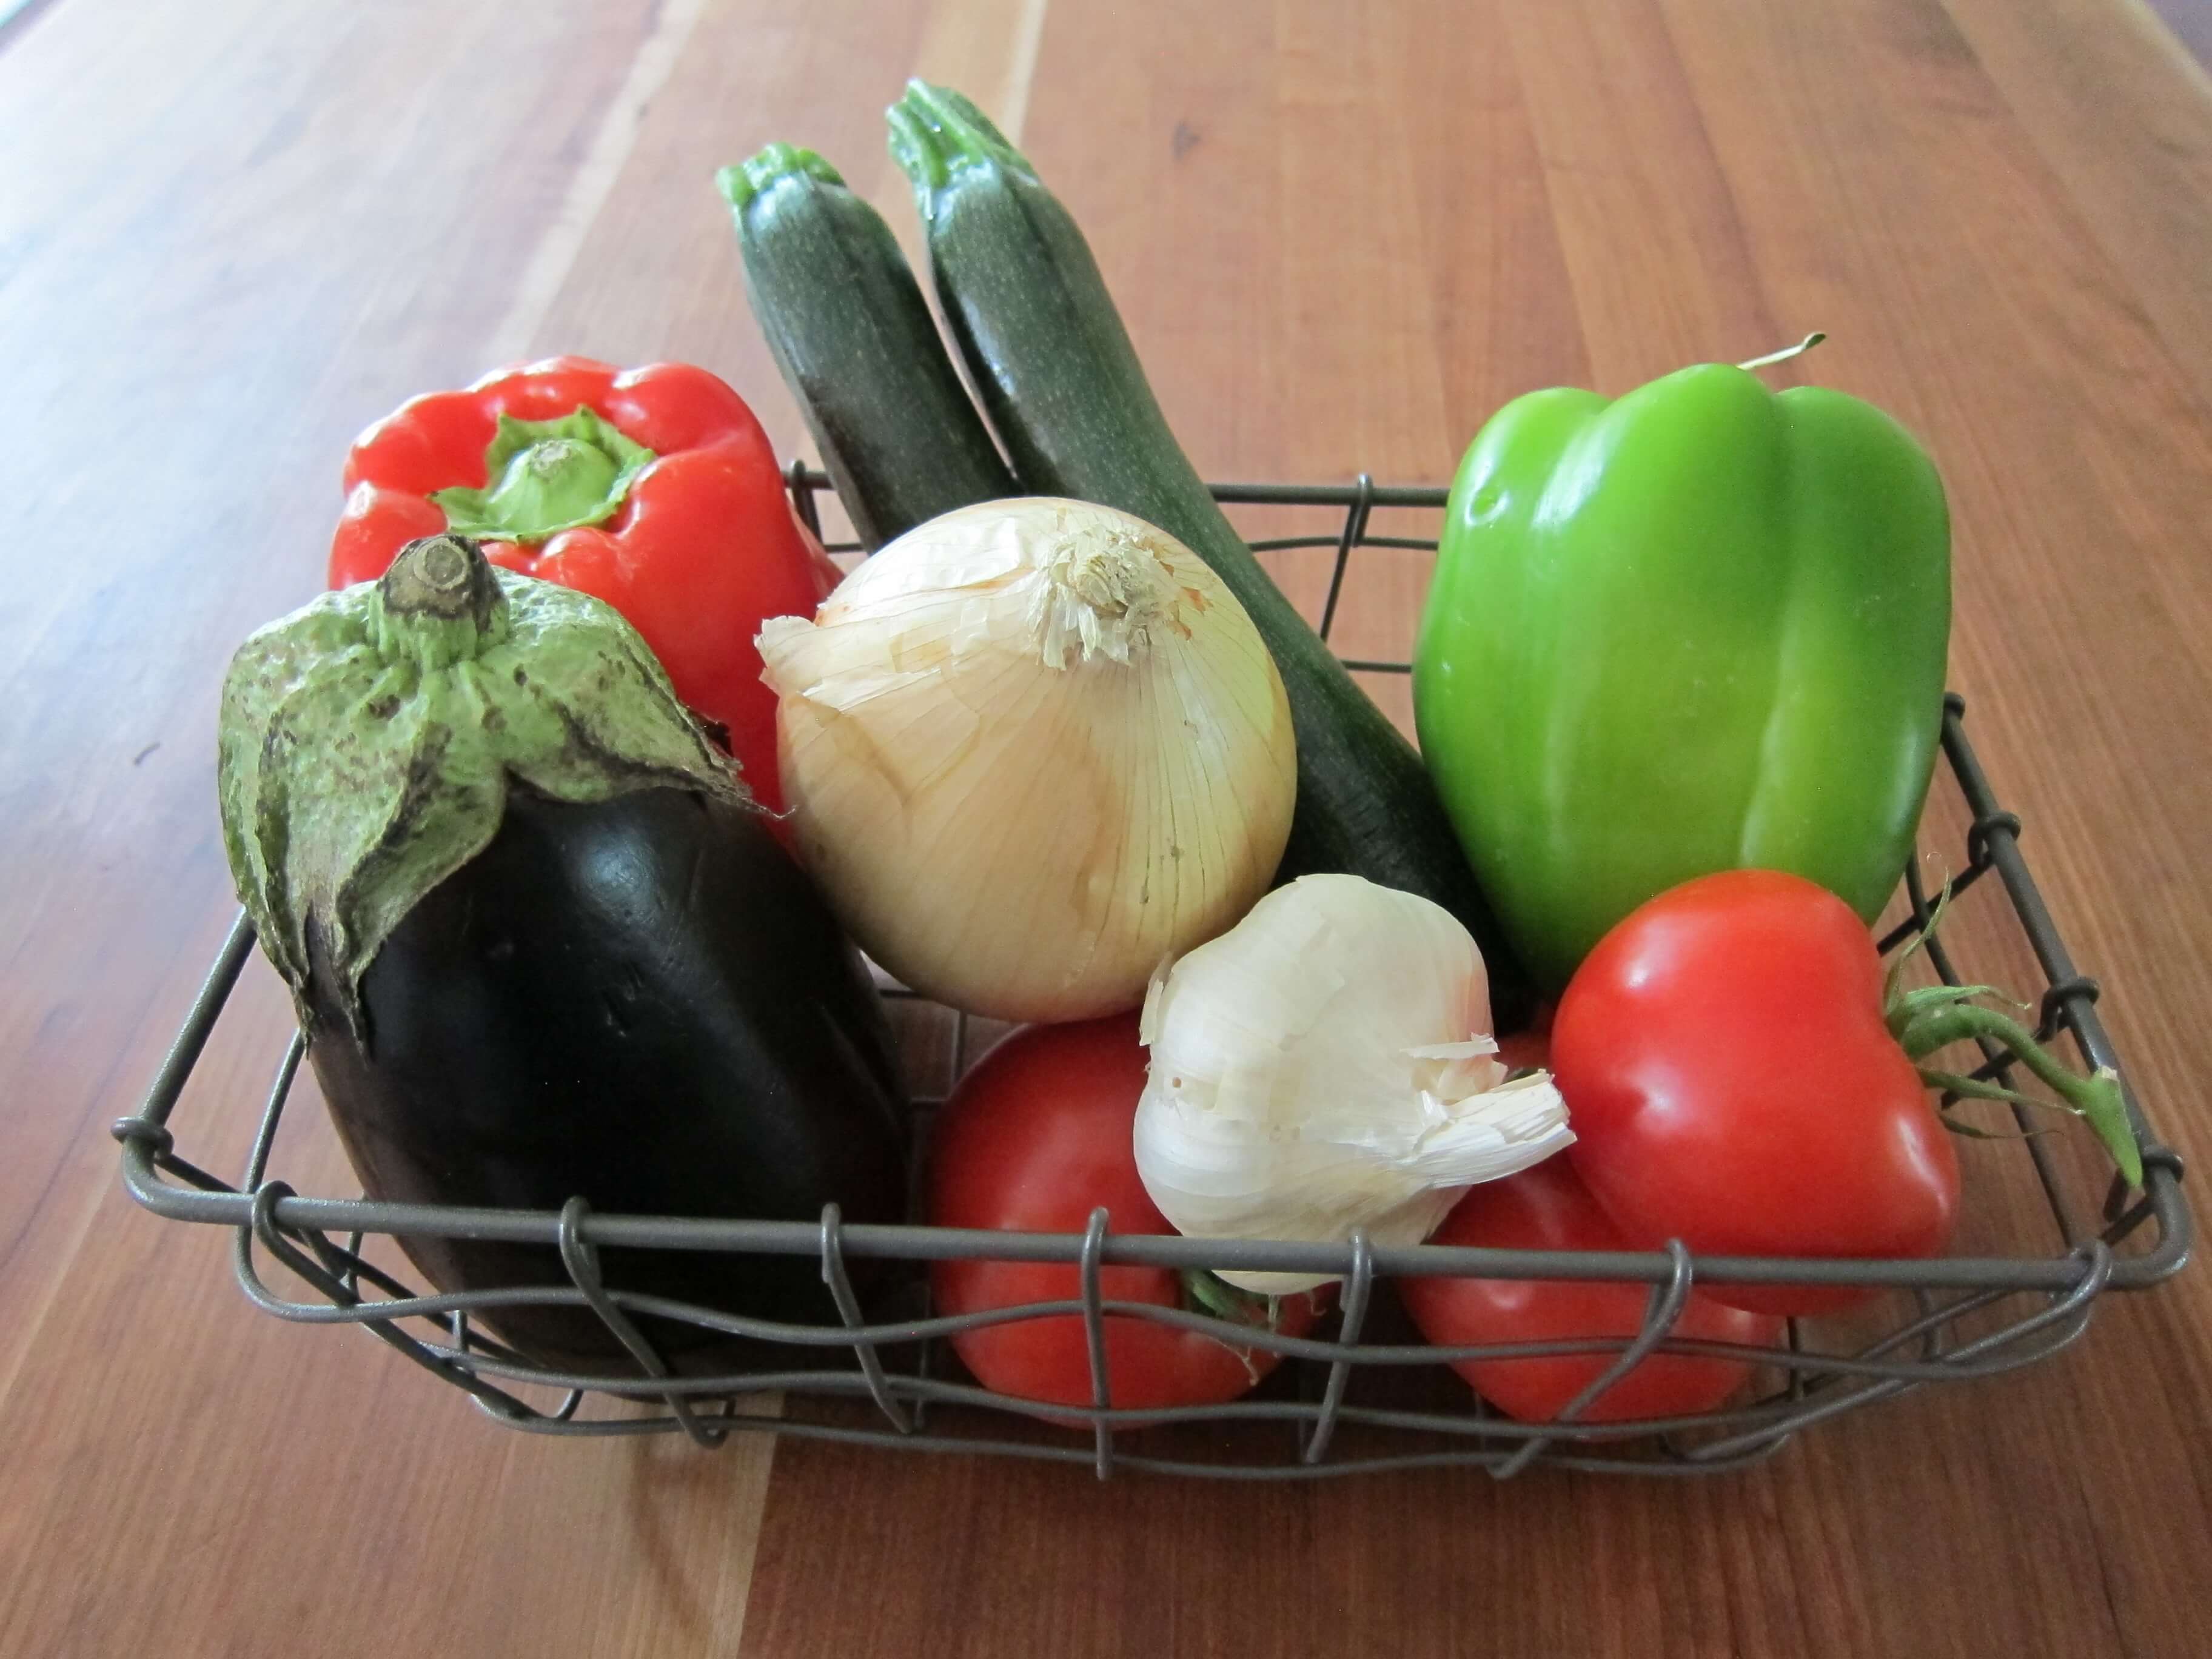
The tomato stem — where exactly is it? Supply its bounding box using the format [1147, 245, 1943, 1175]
[1929, 1105, 2053, 1144]
[1899, 1000, 2141, 1187]
[1886, 982, 2020, 1041]
[1180, 1269, 1273, 1329]
[1179, 1271, 1286, 1387]
[1881, 881, 2140, 1186]
[1882, 875, 1955, 1015]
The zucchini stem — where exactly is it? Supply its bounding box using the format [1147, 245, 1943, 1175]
[888, 80, 1032, 206]
[717, 142, 844, 213]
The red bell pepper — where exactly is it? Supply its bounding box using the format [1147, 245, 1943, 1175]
[329, 357, 842, 816]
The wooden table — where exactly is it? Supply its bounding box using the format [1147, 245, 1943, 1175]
[6, 1, 2212, 1654]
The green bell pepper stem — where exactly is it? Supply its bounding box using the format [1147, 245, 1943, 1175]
[1737, 331, 1827, 371]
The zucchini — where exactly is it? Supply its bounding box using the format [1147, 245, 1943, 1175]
[887, 82, 1535, 1026]
[719, 144, 1016, 550]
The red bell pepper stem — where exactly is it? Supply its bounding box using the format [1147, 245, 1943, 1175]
[429, 407, 655, 542]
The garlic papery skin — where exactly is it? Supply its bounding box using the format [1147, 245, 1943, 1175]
[1134, 873, 1572, 1293]
[757, 498, 1296, 1022]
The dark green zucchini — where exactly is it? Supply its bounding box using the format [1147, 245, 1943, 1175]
[886, 82, 1535, 1026]
[719, 144, 1017, 550]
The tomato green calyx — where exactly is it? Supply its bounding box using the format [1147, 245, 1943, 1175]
[1882, 892, 2140, 1186]
[1895, 993, 2140, 1187]
[1180, 1269, 1276, 1330]
[1181, 1270, 1288, 1386]
[431, 407, 655, 543]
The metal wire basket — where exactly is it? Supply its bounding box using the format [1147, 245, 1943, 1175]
[114, 471, 2192, 1480]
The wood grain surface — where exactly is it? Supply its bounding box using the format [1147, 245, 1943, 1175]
[2, 1, 2210, 1655]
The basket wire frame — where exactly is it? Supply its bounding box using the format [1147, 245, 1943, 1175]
[114, 472, 2192, 1480]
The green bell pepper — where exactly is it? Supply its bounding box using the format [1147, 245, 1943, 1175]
[1413, 360, 1951, 993]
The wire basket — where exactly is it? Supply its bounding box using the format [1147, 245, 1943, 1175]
[115, 471, 2192, 1480]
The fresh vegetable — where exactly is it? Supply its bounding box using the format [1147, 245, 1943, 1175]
[757, 497, 1296, 1023]
[886, 81, 1535, 1032]
[1553, 870, 2134, 1316]
[1414, 350, 1952, 993]
[329, 357, 839, 815]
[1134, 873, 1571, 1293]
[221, 534, 907, 1371]
[929, 1014, 1325, 1418]
[718, 145, 1017, 550]
[1399, 1151, 1783, 1424]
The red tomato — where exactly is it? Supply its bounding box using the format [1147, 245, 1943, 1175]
[1400, 1155, 1782, 1423]
[1553, 870, 1960, 1316]
[928, 1014, 1324, 1419]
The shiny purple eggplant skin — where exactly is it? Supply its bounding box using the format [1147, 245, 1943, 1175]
[305, 785, 908, 1374]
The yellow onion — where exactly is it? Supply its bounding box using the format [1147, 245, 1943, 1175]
[756, 498, 1295, 1021]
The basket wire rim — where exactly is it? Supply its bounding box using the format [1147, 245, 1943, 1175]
[113, 472, 2193, 1476]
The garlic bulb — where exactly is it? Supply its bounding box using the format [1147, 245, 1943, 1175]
[757, 498, 1296, 1022]
[1134, 873, 1572, 1292]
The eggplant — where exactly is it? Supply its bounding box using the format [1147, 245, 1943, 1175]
[219, 534, 907, 1375]
[305, 785, 906, 1370]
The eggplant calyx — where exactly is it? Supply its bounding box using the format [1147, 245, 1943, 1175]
[217, 535, 746, 1039]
